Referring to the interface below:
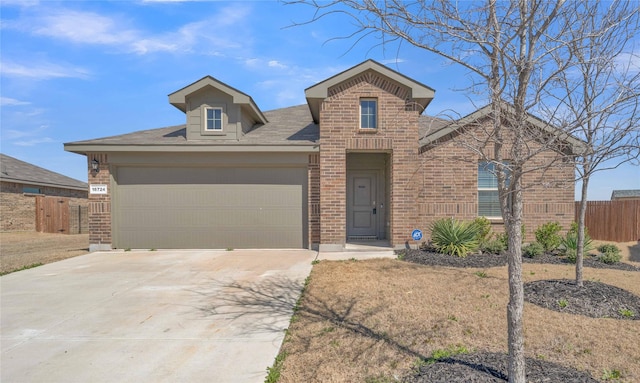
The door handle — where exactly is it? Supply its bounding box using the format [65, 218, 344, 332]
[373, 208, 377, 215]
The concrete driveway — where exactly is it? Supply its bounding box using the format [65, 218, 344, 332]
[1, 249, 316, 383]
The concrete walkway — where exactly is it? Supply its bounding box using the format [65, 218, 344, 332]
[1, 249, 316, 383]
[316, 241, 397, 261]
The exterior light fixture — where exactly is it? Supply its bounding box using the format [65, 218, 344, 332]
[91, 159, 100, 173]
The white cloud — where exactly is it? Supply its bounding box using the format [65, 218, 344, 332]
[5, 5, 254, 56]
[0, 0, 39, 7]
[0, 97, 30, 106]
[4, 125, 56, 147]
[30, 10, 137, 45]
[615, 51, 640, 74]
[0, 60, 90, 80]
[3, 125, 48, 140]
[268, 60, 288, 69]
[13, 137, 56, 147]
[379, 58, 406, 65]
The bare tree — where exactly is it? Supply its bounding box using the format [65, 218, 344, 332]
[285, 1, 626, 382]
[544, 1, 640, 287]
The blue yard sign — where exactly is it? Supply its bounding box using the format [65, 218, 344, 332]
[411, 229, 423, 241]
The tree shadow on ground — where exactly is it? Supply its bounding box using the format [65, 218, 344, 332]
[190, 275, 305, 335]
[628, 243, 640, 263]
[190, 272, 603, 382]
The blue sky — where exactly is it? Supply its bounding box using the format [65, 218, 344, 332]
[1, 0, 637, 201]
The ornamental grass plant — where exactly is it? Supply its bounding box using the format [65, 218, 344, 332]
[430, 218, 480, 258]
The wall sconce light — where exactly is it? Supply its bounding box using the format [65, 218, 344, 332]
[91, 159, 100, 173]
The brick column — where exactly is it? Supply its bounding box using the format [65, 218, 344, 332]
[308, 153, 321, 249]
[87, 153, 112, 251]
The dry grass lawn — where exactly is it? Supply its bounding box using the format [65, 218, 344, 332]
[0, 232, 89, 274]
[278, 241, 640, 382]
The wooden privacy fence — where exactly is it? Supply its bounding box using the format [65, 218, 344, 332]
[575, 200, 640, 242]
[36, 196, 88, 234]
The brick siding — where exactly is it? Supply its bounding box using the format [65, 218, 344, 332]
[319, 70, 421, 248]
[308, 153, 321, 247]
[0, 181, 87, 232]
[418, 121, 575, 241]
[86, 153, 112, 248]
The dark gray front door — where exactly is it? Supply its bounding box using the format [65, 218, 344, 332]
[347, 171, 378, 238]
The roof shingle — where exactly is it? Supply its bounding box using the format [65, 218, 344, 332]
[0, 154, 87, 190]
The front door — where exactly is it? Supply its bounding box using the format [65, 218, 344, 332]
[347, 171, 378, 238]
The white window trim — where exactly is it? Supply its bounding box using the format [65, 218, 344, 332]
[478, 161, 509, 219]
[204, 106, 223, 131]
[359, 98, 378, 130]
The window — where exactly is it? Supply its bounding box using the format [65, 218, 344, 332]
[360, 99, 377, 129]
[23, 186, 41, 194]
[204, 107, 223, 131]
[478, 161, 509, 218]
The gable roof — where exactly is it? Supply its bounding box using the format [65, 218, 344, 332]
[64, 105, 319, 153]
[419, 103, 588, 155]
[305, 59, 436, 123]
[611, 189, 640, 199]
[168, 75, 267, 125]
[0, 153, 87, 191]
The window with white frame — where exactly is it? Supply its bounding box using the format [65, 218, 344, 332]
[360, 99, 377, 129]
[204, 107, 223, 131]
[478, 161, 510, 218]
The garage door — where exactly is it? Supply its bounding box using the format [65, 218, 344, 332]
[113, 166, 306, 249]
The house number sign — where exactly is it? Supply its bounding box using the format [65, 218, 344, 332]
[90, 184, 108, 194]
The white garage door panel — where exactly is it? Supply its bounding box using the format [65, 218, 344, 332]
[114, 167, 306, 249]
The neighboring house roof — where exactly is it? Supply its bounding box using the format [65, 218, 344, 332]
[611, 189, 640, 200]
[305, 59, 436, 123]
[419, 103, 588, 155]
[65, 105, 319, 153]
[169, 75, 267, 125]
[0, 153, 87, 191]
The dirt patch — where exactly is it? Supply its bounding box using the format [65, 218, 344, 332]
[277, 259, 640, 382]
[0, 232, 89, 274]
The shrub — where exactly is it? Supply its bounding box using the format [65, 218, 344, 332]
[562, 222, 594, 257]
[493, 225, 526, 251]
[535, 221, 563, 252]
[598, 243, 620, 254]
[496, 232, 508, 250]
[481, 239, 506, 254]
[430, 218, 480, 258]
[522, 242, 544, 258]
[472, 217, 493, 246]
[597, 243, 622, 264]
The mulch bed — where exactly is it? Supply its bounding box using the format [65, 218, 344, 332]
[398, 249, 640, 272]
[399, 248, 640, 320]
[524, 279, 640, 320]
[402, 351, 598, 382]
[394, 248, 638, 382]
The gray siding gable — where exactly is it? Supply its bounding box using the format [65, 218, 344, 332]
[168, 76, 267, 142]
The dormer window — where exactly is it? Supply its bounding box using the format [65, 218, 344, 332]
[205, 107, 223, 131]
[360, 99, 377, 129]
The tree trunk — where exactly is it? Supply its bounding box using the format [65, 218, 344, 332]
[506, 191, 526, 383]
[576, 171, 590, 287]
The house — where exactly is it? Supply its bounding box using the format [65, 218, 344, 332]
[611, 190, 640, 200]
[0, 153, 88, 232]
[64, 60, 579, 252]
